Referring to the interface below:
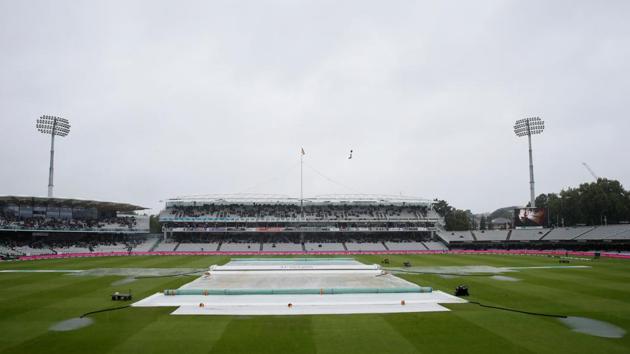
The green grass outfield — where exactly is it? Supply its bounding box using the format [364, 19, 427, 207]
[1, 254, 629, 354]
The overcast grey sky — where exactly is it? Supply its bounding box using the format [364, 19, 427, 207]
[1, 0, 629, 213]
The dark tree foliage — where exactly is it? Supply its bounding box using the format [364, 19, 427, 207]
[433, 199, 471, 231]
[149, 215, 162, 233]
[445, 210, 472, 231]
[432, 199, 452, 217]
[535, 178, 630, 226]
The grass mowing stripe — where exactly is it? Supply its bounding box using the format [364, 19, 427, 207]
[1, 254, 630, 354]
[208, 316, 317, 354]
[518, 269, 630, 300]
[0, 274, 195, 353]
[311, 314, 418, 354]
[383, 310, 537, 354]
[108, 314, 232, 354]
[448, 304, 629, 354]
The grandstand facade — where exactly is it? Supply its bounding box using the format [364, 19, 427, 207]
[0, 196, 150, 257]
[3, 193, 630, 258]
[157, 195, 444, 252]
[439, 225, 630, 252]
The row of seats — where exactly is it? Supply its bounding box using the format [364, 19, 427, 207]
[437, 224, 630, 243]
[151, 241, 445, 252]
[164, 204, 430, 221]
[436, 231, 475, 242]
[578, 225, 630, 240]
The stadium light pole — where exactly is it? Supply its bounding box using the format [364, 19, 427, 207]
[300, 148, 306, 219]
[36, 115, 71, 198]
[513, 117, 544, 208]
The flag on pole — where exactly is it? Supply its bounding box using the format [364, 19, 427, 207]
[301, 147, 305, 155]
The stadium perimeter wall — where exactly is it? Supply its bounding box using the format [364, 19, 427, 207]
[11, 249, 630, 261]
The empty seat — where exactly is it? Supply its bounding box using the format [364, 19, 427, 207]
[509, 229, 549, 241]
[474, 230, 509, 241]
[543, 227, 594, 240]
[385, 242, 428, 251]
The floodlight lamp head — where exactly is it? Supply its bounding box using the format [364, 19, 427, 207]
[513, 117, 544, 137]
[36, 115, 71, 137]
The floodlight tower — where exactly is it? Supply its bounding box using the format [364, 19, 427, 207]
[513, 117, 545, 208]
[36, 115, 71, 198]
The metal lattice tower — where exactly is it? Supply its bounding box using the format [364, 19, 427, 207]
[514, 117, 545, 208]
[36, 115, 71, 198]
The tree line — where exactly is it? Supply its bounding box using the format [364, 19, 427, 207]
[435, 178, 630, 231]
[534, 178, 630, 227]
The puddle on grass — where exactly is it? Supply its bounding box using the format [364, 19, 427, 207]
[559, 317, 626, 338]
[71, 268, 205, 277]
[490, 275, 520, 282]
[49, 317, 94, 332]
[111, 277, 137, 286]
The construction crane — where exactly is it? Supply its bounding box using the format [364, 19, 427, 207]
[582, 162, 599, 181]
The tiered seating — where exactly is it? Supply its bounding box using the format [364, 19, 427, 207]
[304, 242, 345, 252]
[164, 203, 430, 222]
[509, 229, 549, 241]
[344, 242, 387, 251]
[543, 227, 594, 240]
[153, 242, 178, 252]
[615, 228, 630, 239]
[131, 239, 159, 252]
[0, 216, 145, 232]
[220, 242, 260, 252]
[13, 246, 53, 256]
[0, 245, 16, 255]
[0, 245, 22, 256]
[423, 241, 448, 250]
[436, 231, 474, 242]
[577, 225, 630, 240]
[473, 230, 508, 241]
[176, 243, 219, 252]
[55, 246, 91, 254]
[261, 243, 303, 252]
[385, 242, 427, 251]
[93, 243, 129, 252]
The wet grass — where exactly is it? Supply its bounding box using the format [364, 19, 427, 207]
[0, 254, 629, 354]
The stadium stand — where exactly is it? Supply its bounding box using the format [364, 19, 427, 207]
[162, 202, 430, 222]
[92, 243, 129, 253]
[219, 242, 261, 252]
[176, 243, 220, 252]
[508, 228, 549, 241]
[436, 231, 475, 243]
[423, 241, 448, 250]
[0, 244, 22, 256]
[261, 243, 303, 252]
[160, 197, 436, 226]
[0, 196, 149, 233]
[130, 238, 160, 252]
[473, 230, 509, 241]
[12, 245, 52, 256]
[304, 242, 346, 252]
[153, 241, 178, 252]
[576, 224, 630, 240]
[345, 242, 387, 251]
[5, 193, 630, 256]
[385, 241, 428, 251]
[54, 245, 91, 254]
[542, 227, 595, 240]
